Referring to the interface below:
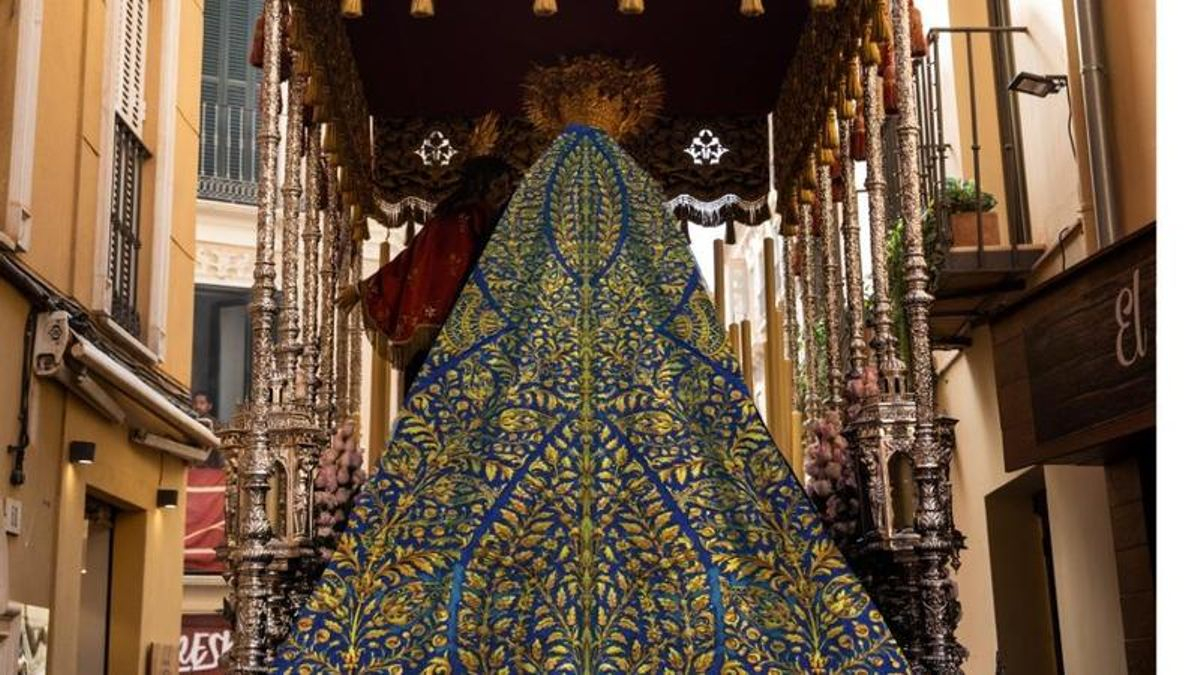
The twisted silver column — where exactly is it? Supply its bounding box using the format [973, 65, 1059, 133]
[229, 0, 283, 669]
[892, 0, 964, 669]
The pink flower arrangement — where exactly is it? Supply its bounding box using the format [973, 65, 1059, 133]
[313, 418, 366, 560]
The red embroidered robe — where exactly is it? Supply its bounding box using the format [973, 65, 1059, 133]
[360, 203, 497, 369]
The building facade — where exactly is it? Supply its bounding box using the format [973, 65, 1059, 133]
[919, 0, 1156, 673]
[0, 0, 208, 672]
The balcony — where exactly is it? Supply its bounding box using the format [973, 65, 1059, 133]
[911, 26, 1048, 349]
[198, 101, 258, 205]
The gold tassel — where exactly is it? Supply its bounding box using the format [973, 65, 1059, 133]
[618, 0, 644, 14]
[849, 62, 864, 100]
[819, 147, 836, 166]
[824, 108, 840, 148]
[740, 0, 764, 18]
[800, 188, 817, 206]
[811, 0, 836, 11]
[803, 156, 818, 190]
[533, 0, 557, 17]
[411, 0, 434, 18]
[863, 40, 881, 66]
[341, 0, 363, 18]
[873, 1, 892, 43]
[839, 90, 856, 120]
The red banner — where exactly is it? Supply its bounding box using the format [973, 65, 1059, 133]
[179, 613, 231, 673]
[185, 467, 226, 574]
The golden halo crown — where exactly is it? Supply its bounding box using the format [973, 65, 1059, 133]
[522, 55, 664, 142]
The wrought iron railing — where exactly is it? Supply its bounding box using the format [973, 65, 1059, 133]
[915, 26, 1032, 268]
[199, 101, 258, 204]
[109, 116, 149, 336]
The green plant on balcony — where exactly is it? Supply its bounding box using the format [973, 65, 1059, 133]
[942, 177, 997, 214]
[941, 177, 1001, 248]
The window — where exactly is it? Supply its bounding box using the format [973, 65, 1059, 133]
[106, 0, 151, 336]
[199, 0, 263, 204]
[190, 285, 253, 425]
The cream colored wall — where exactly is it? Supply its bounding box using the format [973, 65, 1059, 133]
[1098, 1, 1156, 236]
[941, 324, 1133, 674]
[947, 0, 1014, 246]
[1008, 0, 1082, 243]
[1044, 465, 1128, 674]
[937, 325, 1018, 672]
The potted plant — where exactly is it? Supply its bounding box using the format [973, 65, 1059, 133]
[942, 177, 1000, 247]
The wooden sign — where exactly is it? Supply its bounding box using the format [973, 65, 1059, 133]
[992, 225, 1155, 470]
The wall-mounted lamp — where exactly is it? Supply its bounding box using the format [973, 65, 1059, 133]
[69, 441, 96, 465]
[156, 488, 179, 510]
[1008, 72, 1069, 98]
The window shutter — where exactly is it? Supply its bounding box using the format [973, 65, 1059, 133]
[115, 0, 149, 135]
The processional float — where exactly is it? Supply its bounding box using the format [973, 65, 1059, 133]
[220, 0, 965, 672]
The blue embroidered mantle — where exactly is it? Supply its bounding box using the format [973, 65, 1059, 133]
[274, 126, 908, 674]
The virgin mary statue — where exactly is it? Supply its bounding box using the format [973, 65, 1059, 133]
[274, 56, 908, 674]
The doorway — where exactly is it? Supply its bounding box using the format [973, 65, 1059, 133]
[77, 497, 116, 674]
[985, 468, 1064, 675]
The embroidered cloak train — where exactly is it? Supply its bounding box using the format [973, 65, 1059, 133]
[274, 126, 908, 673]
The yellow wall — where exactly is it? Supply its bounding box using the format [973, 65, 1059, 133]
[1, 0, 203, 671]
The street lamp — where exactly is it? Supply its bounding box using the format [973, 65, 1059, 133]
[1008, 72, 1069, 97]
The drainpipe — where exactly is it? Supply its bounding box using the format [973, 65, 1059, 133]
[1073, 0, 1120, 247]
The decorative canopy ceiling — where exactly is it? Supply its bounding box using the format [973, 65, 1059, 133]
[344, 1, 811, 118]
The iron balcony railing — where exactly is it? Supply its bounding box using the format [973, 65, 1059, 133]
[109, 115, 150, 336]
[199, 101, 258, 205]
[909, 26, 1033, 271]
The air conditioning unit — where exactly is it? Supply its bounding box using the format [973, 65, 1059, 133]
[34, 310, 127, 424]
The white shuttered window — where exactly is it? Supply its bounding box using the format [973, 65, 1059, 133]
[115, 0, 149, 135]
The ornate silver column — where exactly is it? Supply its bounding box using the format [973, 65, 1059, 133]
[301, 125, 323, 408]
[226, 0, 284, 669]
[839, 112, 868, 380]
[277, 68, 306, 400]
[799, 200, 823, 420]
[864, 65, 907, 394]
[891, 0, 964, 669]
[318, 160, 341, 432]
[819, 165, 844, 410]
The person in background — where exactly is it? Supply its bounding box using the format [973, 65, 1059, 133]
[192, 391, 215, 424]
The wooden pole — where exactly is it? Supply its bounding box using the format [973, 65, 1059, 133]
[713, 239, 727, 328]
[740, 319, 755, 399]
[367, 241, 392, 471]
[729, 324, 742, 373]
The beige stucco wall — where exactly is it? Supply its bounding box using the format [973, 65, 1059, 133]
[940, 324, 1130, 673]
[1, 0, 203, 671]
[1044, 465, 1129, 674]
